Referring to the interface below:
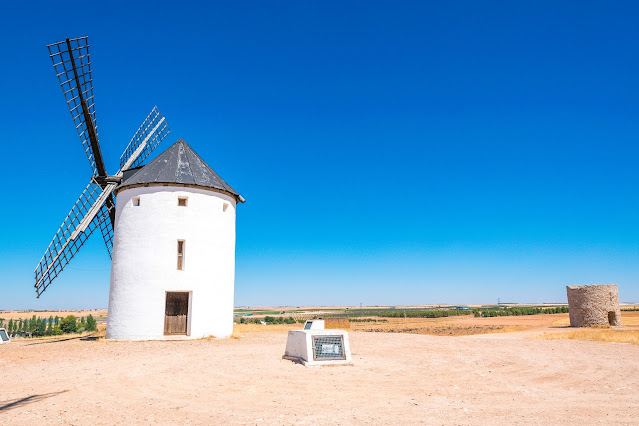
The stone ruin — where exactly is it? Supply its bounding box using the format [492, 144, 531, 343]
[566, 284, 621, 327]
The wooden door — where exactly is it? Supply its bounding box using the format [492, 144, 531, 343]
[164, 292, 189, 335]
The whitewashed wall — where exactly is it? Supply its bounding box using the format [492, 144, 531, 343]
[105, 185, 237, 340]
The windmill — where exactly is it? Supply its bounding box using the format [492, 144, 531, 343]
[34, 36, 171, 297]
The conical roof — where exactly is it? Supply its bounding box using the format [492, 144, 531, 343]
[116, 138, 243, 202]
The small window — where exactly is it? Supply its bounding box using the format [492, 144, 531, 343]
[223, 203, 229, 212]
[178, 197, 188, 207]
[177, 240, 185, 270]
[132, 197, 140, 206]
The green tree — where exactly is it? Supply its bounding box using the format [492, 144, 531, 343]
[85, 314, 97, 332]
[8, 319, 14, 334]
[46, 316, 53, 335]
[36, 318, 46, 337]
[18, 319, 24, 334]
[54, 316, 60, 326]
[31, 315, 37, 334]
[59, 315, 77, 334]
[77, 317, 86, 332]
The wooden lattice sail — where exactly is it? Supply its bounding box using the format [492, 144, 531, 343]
[34, 36, 171, 297]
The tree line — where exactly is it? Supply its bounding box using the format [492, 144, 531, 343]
[235, 316, 300, 325]
[1, 314, 97, 337]
[472, 306, 569, 317]
[379, 309, 472, 318]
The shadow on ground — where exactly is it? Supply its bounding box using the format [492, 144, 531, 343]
[23, 334, 101, 346]
[0, 390, 68, 412]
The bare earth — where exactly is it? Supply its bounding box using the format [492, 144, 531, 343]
[1, 327, 638, 425]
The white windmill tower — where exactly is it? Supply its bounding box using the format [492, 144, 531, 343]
[34, 36, 244, 340]
[106, 138, 244, 340]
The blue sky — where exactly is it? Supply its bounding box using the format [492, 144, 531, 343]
[1, 1, 638, 309]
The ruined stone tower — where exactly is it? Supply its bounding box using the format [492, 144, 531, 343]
[566, 284, 621, 327]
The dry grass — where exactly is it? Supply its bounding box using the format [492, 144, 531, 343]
[540, 312, 639, 345]
[620, 311, 639, 326]
[352, 322, 533, 336]
[347, 314, 569, 336]
[233, 320, 524, 337]
[234, 323, 299, 333]
[551, 317, 571, 327]
[232, 313, 573, 336]
[552, 311, 639, 328]
[536, 329, 639, 345]
[324, 317, 351, 329]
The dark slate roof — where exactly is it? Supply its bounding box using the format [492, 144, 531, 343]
[117, 138, 242, 201]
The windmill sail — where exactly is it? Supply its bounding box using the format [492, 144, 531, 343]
[34, 108, 170, 296]
[47, 37, 106, 177]
[119, 106, 171, 170]
[36, 36, 171, 297]
[34, 181, 115, 297]
[95, 107, 171, 256]
[98, 204, 114, 258]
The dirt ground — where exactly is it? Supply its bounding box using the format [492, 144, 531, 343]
[1, 325, 638, 425]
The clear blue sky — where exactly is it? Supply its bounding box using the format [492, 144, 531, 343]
[1, 1, 638, 309]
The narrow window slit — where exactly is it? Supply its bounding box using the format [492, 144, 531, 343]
[132, 197, 140, 206]
[177, 240, 185, 270]
[178, 197, 188, 207]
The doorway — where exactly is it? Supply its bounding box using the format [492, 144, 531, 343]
[164, 292, 190, 335]
[608, 311, 619, 326]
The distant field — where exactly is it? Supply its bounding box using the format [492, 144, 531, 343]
[0, 309, 107, 322]
[234, 308, 639, 338]
[231, 304, 570, 336]
[233, 310, 567, 336]
[4, 306, 638, 340]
